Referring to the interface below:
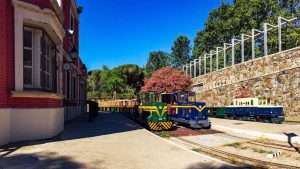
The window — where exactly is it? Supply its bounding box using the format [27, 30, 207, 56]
[23, 29, 33, 87]
[72, 76, 76, 99]
[66, 71, 71, 99]
[69, 10, 75, 44]
[40, 33, 56, 90]
[70, 10, 74, 32]
[23, 27, 57, 92]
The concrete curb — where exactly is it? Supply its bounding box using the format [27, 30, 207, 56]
[212, 124, 300, 144]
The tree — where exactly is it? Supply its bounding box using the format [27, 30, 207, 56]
[171, 35, 191, 68]
[87, 70, 101, 98]
[112, 64, 145, 95]
[192, 0, 300, 68]
[145, 51, 170, 75]
[87, 64, 145, 99]
[142, 67, 192, 93]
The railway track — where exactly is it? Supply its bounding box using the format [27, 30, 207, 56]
[223, 133, 300, 152]
[175, 137, 300, 169]
[247, 140, 298, 152]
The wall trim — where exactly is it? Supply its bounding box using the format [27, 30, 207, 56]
[11, 91, 64, 99]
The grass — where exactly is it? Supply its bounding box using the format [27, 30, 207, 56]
[224, 142, 273, 154]
[156, 131, 172, 138]
[224, 142, 242, 148]
[251, 147, 273, 154]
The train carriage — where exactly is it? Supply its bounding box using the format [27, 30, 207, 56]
[220, 97, 284, 123]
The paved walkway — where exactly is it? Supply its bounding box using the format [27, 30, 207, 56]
[0, 112, 236, 169]
[211, 118, 300, 144]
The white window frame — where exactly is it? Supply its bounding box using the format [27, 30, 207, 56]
[13, 0, 65, 92]
[23, 27, 34, 88]
[22, 26, 56, 91]
[41, 34, 54, 90]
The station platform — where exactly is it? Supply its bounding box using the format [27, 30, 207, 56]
[210, 118, 300, 144]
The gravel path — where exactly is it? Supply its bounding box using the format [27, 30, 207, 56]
[0, 112, 233, 169]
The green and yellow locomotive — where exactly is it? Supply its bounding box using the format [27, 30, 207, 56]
[138, 93, 173, 130]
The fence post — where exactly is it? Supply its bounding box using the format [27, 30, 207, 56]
[204, 53, 207, 74]
[231, 39, 235, 65]
[210, 51, 213, 72]
[190, 61, 193, 77]
[251, 29, 255, 59]
[223, 43, 226, 67]
[216, 48, 219, 70]
[263, 23, 268, 56]
[241, 34, 245, 62]
[198, 56, 201, 75]
[194, 59, 197, 77]
[278, 16, 282, 52]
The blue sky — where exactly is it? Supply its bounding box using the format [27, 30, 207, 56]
[78, 0, 229, 70]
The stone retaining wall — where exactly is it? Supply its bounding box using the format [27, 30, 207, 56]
[192, 47, 300, 120]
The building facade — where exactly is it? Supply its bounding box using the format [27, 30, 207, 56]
[0, 0, 87, 146]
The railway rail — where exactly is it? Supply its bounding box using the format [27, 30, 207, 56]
[247, 140, 298, 152]
[175, 137, 300, 169]
[222, 133, 300, 153]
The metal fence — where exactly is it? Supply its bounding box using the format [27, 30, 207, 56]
[182, 16, 300, 78]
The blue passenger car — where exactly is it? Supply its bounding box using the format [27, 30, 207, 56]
[224, 97, 284, 123]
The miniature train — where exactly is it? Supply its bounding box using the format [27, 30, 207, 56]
[99, 92, 211, 131]
[98, 95, 285, 130]
[207, 97, 284, 123]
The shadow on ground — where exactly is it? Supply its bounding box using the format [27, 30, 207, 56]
[0, 112, 142, 157]
[0, 151, 89, 169]
[186, 162, 254, 169]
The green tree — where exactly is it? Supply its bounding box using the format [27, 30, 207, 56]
[171, 35, 191, 67]
[145, 51, 170, 75]
[87, 64, 145, 99]
[192, 0, 300, 68]
[87, 70, 101, 98]
[115, 64, 144, 94]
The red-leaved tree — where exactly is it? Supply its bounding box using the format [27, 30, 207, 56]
[142, 67, 192, 93]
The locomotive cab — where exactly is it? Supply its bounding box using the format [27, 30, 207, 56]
[166, 92, 211, 129]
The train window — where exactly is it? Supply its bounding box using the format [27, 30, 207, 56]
[161, 94, 176, 104]
[251, 100, 253, 105]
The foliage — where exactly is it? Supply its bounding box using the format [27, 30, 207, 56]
[142, 67, 192, 93]
[171, 35, 191, 68]
[87, 64, 144, 99]
[192, 0, 300, 63]
[145, 51, 170, 75]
